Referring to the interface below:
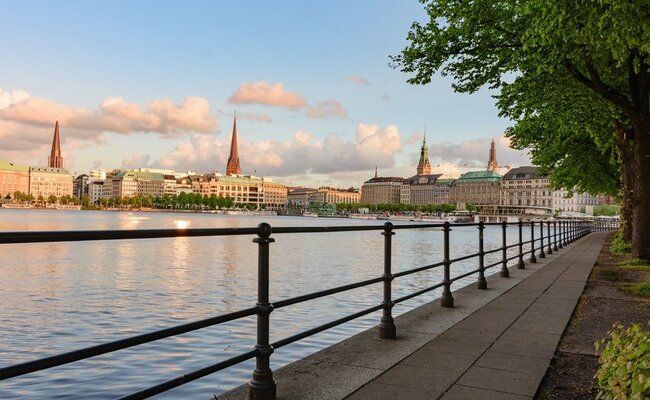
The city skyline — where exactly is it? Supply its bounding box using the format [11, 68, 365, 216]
[0, 1, 531, 187]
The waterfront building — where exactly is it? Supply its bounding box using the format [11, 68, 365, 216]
[192, 174, 287, 210]
[287, 187, 318, 207]
[434, 178, 455, 204]
[89, 169, 107, 180]
[498, 166, 552, 215]
[0, 160, 30, 198]
[48, 121, 64, 169]
[226, 115, 241, 176]
[552, 189, 600, 214]
[175, 177, 194, 195]
[88, 180, 112, 203]
[112, 170, 165, 198]
[29, 166, 73, 199]
[134, 168, 195, 180]
[73, 174, 90, 198]
[163, 175, 177, 196]
[360, 169, 406, 204]
[309, 187, 360, 204]
[449, 170, 501, 211]
[404, 174, 443, 205]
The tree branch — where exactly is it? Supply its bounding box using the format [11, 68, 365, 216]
[564, 61, 639, 120]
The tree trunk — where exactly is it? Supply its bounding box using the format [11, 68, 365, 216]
[615, 124, 634, 242]
[631, 119, 650, 260]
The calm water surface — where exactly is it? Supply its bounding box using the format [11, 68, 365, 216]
[0, 210, 532, 399]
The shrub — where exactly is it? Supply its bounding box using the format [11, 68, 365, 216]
[595, 322, 650, 400]
[611, 230, 632, 254]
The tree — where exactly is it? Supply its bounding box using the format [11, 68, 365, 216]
[393, 0, 650, 259]
[47, 194, 57, 204]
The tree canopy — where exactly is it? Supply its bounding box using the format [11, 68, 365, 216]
[392, 0, 650, 259]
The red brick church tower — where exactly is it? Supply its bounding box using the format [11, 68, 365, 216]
[487, 139, 498, 172]
[48, 121, 64, 168]
[226, 114, 241, 176]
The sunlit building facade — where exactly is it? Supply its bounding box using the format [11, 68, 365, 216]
[0, 160, 30, 198]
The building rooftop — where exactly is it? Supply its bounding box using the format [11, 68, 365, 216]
[0, 159, 29, 172]
[29, 166, 71, 175]
[454, 170, 502, 183]
[363, 177, 405, 184]
[114, 171, 164, 180]
[503, 166, 545, 180]
[404, 174, 442, 185]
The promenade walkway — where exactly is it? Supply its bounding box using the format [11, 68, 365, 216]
[221, 232, 607, 400]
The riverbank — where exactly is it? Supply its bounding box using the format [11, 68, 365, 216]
[535, 233, 650, 399]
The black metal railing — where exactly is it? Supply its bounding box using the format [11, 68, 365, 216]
[0, 218, 617, 399]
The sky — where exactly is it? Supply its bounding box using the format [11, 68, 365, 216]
[0, 1, 531, 188]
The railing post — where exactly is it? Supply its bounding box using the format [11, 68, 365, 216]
[477, 221, 487, 289]
[559, 220, 564, 248]
[500, 221, 509, 277]
[529, 221, 537, 263]
[517, 220, 525, 269]
[553, 221, 558, 251]
[441, 221, 454, 308]
[538, 221, 546, 259]
[563, 220, 568, 246]
[249, 222, 276, 400]
[546, 221, 553, 254]
[378, 222, 396, 339]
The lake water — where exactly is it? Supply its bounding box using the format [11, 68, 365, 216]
[0, 209, 533, 399]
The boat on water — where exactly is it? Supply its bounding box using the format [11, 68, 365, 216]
[302, 212, 318, 217]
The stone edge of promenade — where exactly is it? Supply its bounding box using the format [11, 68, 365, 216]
[218, 233, 606, 400]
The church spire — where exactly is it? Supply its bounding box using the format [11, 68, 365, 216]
[487, 138, 498, 172]
[48, 120, 63, 168]
[416, 129, 432, 175]
[374, 165, 378, 178]
[226, 114, 241, 176]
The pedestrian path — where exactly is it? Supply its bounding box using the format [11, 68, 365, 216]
[345, 233, 606, 400]
[220, 232, 607, 400]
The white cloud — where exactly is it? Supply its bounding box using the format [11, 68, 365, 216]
[0, 89, 31, 109]
[0, 91, 218, 139]
[152, 123, 403, 177]
[228, 81, 306, 108]
[121, 153, 152, 170]
[425, 134, 531, 174]
[306, 100, 347, 119]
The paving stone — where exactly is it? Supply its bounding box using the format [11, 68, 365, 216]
[441, 384, 532, 400]
[510, 314, 568, 335]
[346, 382, 442, 400]
[483, 295, 535, 310]
[375, 364, 458, 393]
[401, 350, 476, 375]
[491, 330, 561, 359]
[457, 366, 542, 396]
[420, 337, 492, 357]
[475, 350, 550, 376]
[440, 324, 503, 343]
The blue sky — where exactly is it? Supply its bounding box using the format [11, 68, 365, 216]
[0, 1, 530, 187]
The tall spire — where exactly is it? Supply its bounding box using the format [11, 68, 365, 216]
[416, 129, 432, 175]
[487, 138, 498, 171]
[374, 165, 378, 178]
[48, 120, 63, 168]
[226, 114, 241, 175]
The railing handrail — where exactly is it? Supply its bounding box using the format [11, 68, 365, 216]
[0, 218, 615, 399]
